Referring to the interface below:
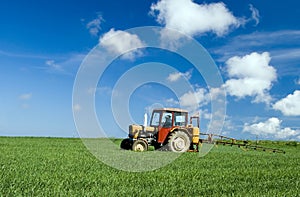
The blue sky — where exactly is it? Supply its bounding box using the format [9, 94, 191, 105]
[0, 0, 299, 140]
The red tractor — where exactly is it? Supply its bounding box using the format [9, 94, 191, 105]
[120, 107, 286, 154]
[120, 108, 200, 152]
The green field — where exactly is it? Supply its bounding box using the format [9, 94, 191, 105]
[0, 137, 299, 196]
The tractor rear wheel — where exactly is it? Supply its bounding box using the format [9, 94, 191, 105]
[120, 138, 132, 150]
[132, 139, 148, 152]
[168, 131, 191, 152]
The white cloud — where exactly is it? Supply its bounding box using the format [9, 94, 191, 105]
[19, 93, 32, 100]
[179, 88, 208, 111]
[167, 72, 182, 82]
[223, 52, 277, 104]
[86, 14, 104, 36]
[168, 85, 226, 112]
[202, 109, 211, 120]
[209, 87, 226, 101]
[167, 70, 192, 82]
[99, 29, 145, 60]
[164, 98, 179, 106]
[36, 53, 84, 76]
[243, 117, 300, 139]
[46, 60, 63, 72]
[226, 52, 275, 80]
[249, 4, 260, 26]
[273, 90, 300, 116]
[158, 28, 188, 50]
[150, 0, 243, 37]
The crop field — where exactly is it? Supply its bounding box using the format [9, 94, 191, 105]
[0, 137, 299, 196]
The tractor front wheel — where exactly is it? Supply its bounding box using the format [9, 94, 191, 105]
[120, 138, 132, 150]
[168, 131, 191, 153]
[132, 139, 148, 152]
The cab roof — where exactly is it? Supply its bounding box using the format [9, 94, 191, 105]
[153, 108, 188, 113]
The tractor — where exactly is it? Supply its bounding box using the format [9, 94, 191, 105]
[120, 108, 200, 152]
[120, 107, 286, 154]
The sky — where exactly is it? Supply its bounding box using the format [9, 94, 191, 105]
[0, 0, 299, 141]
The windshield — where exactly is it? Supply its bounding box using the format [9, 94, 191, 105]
[150, 112, 161, 127]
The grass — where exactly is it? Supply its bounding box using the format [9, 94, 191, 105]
[0, 137, 299, 196]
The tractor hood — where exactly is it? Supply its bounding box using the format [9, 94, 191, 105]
[129, 124, 156, 139]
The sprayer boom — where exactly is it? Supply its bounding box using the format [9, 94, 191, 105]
[200, 133, 285, 154]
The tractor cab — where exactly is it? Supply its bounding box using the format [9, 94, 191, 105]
[150, 108, 188, 128]
[150, 108, 188, 143]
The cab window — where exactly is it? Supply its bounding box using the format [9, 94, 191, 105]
[161, 112, 173, 128]
[174, 112, 187, 126]
[150, 112, 161, 126]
